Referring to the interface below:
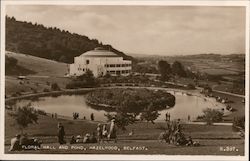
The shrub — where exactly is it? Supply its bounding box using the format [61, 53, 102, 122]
[36, 109, 47, 115]
[11, 93, 18, 97]
[140, 103, 160, 124]
[66, 81, 96, 89]
[33, 89, 37, 93]
[232, 116, 245, 131]
[187, 83, 195, 89]
[46, 81, 50, 86]
[8, 103, 38, 133]
[200, 108, 223, 125]
[43, 88, 50, 92]
[51, 83, 60, 91]
[16, 92, 21, 96]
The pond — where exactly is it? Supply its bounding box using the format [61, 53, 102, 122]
[12, 91, 226, 122]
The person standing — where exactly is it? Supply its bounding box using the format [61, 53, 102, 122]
[108, 118, 117, 142]
[9, 134, 21, 151]
[102, 124, 108, 138]
[58, 122, 66, 144]
[90, 113, 94, 121]
[96, 123, 102, 143]
[168, 113, 171, 121]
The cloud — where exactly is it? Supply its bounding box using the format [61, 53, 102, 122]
[5, 5, 246, 55]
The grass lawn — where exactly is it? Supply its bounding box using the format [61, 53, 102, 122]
[5, 109, 243, 156]
[5, 109, 241, 143]
[5, 51, 70, 96]
[5, 76, 71, 96]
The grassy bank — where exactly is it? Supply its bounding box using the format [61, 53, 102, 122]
[5, 109, 244, 155]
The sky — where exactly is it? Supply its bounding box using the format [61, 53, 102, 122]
[6, 5, 246, 56]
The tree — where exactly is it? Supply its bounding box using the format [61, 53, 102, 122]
[77, 69, 96, 86]
[158, 60, 171, 81]
[140, 103, 160, 124]
[58, 55, 67, 62]
[201, 108, 223, 125]
[105, 112, 136, 131]
[172, 61, 186, 77]
[6, 16, 133, 64]
[9, 103, 38, 133]
[51, 83, 60, 91]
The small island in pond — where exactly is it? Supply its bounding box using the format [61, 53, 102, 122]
[86, 88, 175, 113]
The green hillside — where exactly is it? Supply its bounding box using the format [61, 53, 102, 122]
[6, 51, 67, 76]
[6, 16, 133, 63]
[5, 51, 70, 96]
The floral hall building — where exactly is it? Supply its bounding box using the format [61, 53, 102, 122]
[69, 47, 132, 77]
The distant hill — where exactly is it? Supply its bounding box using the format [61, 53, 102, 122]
[6, 16, 133, 63]
[6, 51, 67, 76]
[6, 53, 36, 76]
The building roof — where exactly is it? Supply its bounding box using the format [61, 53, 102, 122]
[79, 47, 120, 58]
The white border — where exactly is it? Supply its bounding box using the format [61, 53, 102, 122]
[0, 1, 249, 160]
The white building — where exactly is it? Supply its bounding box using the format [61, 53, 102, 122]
[69, 47, 132, 77]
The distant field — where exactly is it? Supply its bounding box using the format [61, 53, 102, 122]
[183, 59, 244, 75]
[6, 51, 68, 77]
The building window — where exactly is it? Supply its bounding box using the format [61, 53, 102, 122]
[83, 68, 85, 71]
[116, 64, 121, 67]
[86, 60, 90, 64]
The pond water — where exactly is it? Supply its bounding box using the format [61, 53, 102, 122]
[13, 91, 225, 122]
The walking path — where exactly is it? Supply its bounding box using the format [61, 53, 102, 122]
[137, 72, 245, 98]
[212, 89, 245, 98]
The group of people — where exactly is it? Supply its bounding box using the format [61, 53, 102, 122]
[51, 113, 58, 119]
[96, 119, 117, 142]
[72, 112, 80, 120]
[9, 133, 42, 151]
[158, 120, 200, 146]
[59, 118, 117, 145]
[165, 112, 171, 121]
[70, 132, 98, 144]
